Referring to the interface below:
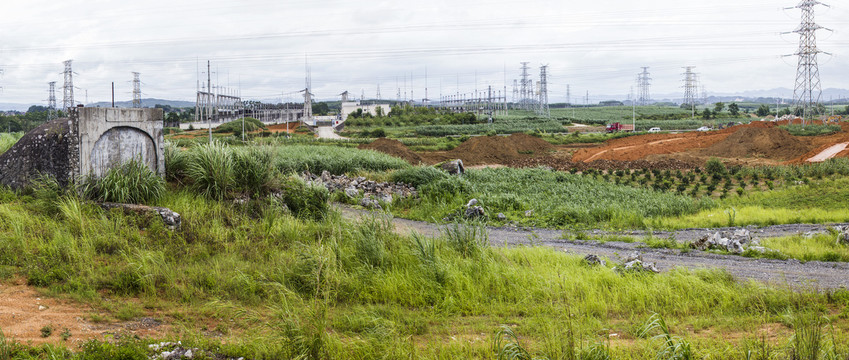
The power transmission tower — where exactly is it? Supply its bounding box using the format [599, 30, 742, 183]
[0, 68, 4, 95]
[303, 63, 312, 120]
[787, 0, 830, 122]
[47, 82, 57, 120]
[538, 65, 550, 118]
[511, 79, 519, 107]
[682, 66, 698, 117]
[637, 67, 651, 105]
[62, 60, 74, 109]
[566, 84, 571, 105]
[376, 83, 381, 100]
[132, 72, 142, 108]
[519, 62, 530, 110]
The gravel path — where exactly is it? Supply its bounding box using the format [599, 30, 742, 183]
[340, 206, 849, 289]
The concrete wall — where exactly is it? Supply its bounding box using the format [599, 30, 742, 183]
[0, 107, 164, 189]
[77, 108, 164, 178]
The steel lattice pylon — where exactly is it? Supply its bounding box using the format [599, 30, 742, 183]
[790, 0, 829, 122]
[537, 65, 550, 118]
[47, 82, 57, 120]
[637, 67, 651, 106]
[62, 60, 74, 109]
[132, 72, 142, 108]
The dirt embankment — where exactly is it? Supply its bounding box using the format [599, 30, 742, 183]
[570, 124, 751, 162]
[361, 133, 554, 166]
[570, 121, 849, 165]
[697, 127, 810, 161]
[358, 138, 424, 165]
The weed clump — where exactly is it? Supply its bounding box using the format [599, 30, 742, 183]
[79, 159, 165, 204]
[187, 141, 234, 199]
[389, 166, 448, 187]
[281, 176, 329, 221]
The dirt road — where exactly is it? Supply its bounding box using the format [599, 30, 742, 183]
[807, 142, 849, 162]
[341, 207, 849, 289]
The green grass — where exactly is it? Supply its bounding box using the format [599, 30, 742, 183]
[655, 177, 849, 229]
[779, 124, 842, 136]
[0, 132, 23, 155]
[0, 178, 848, 357]
[394, 167, 712, 229]
[758, 233, 849, 263]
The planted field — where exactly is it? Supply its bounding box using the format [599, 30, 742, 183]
[394, 166, 711, 228]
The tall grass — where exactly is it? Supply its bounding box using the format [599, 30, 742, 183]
[186, 141, 234, 199]
[79, 159, 165, 204]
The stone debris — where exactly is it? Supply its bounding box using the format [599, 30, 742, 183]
[496, 213, 507, 221]
[303, 170, 417, 209]
[613, 252, 660, 274]
[834, 226, 849, 245]
[583, 254, 605, 267]
[440, 159, 465, 175]
[691, 229, 758, 254]
[524, 210, 534, 217]
[99, 203, 181, 231]
[464, 198, 486, 219]
[148, 341, 245, 360]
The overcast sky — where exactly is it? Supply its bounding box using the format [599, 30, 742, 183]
[0, 0, 847, 106]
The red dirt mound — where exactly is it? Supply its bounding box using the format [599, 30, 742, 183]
[358, 138, 424, 164]
[267, 123, 299, 133]
[444, 133, 554, 165]
[571, 122, 777, 162]
[699, 127, 810, 160]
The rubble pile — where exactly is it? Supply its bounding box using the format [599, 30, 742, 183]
[303, 170, 417, 210]
[614, 252, 660, 274]
[690, 229, 766, 254]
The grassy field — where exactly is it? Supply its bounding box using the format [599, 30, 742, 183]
[2, 140, 849, 358]
[0, 184, 848, 358]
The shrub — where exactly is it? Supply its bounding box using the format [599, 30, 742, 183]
[705, 158, 727, 176]
[390, 166, 449, 187]
[186, 141, 234, 199]
[79, 159, 165, 204]
[281, 176, 329, 221]
[213, 117, 266, 135]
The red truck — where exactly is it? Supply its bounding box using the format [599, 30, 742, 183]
[606, 122, 635, 133]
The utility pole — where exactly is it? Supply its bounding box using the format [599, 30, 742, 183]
[63, 60, 74, 109]
[786, 0, 830, 124]
[207, 61, 212, 143]
[631, 86, 636, 130]
[132, 72, 142, 108]
[47, 82, 57, 120]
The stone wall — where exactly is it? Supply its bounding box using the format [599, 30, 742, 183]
[0, 107, 164, 189]
[0, 117, 79, 188]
